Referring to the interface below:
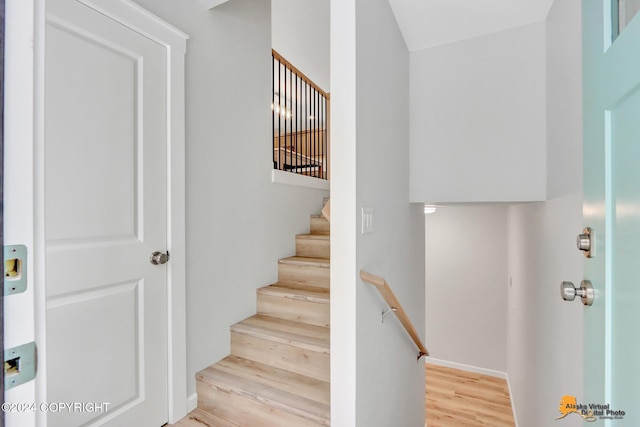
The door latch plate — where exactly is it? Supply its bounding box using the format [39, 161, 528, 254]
[4, 245, 27, 296]
[5, 342, 37, 390]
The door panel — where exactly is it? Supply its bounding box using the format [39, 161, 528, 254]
[45, 22, 137, 243]
[583, 0, 640, 423]
[608, 85, 640, 415]
[45, 0, 168, 425]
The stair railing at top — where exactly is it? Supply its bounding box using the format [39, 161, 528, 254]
[359, 270, 429, 361]
[272, 49, 330, 180]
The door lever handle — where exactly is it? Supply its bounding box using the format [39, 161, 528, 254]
[560, 280, 594, 306]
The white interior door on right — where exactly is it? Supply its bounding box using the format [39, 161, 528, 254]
[582, 0, 640, 424]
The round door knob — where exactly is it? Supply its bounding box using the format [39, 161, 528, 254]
[560, 280, 594, 306]
[150, 251, 170, 265]
[561, 281, 577, 301]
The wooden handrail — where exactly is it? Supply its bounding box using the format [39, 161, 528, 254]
[321, 199, 330, 222]
[272, 49, 329, 98]
[360, 270, 429, 360]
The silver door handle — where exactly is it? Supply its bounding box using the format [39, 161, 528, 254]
[150, 251, 170, 265]
[560, 280, 594, 306]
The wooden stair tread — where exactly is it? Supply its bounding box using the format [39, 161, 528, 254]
[279, 256, 330, 268]
[197, 358, 330, 425]
[232, 315, 329, 354]
[202, 355, 330, 406]
[258, 283, 329, 304]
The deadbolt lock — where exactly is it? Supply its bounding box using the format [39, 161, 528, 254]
[577, 227, 593, 258]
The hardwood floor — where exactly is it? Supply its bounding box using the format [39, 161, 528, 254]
[425, 363, 516, 427]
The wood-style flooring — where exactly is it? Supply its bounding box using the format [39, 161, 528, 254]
[425, 363, 516, 427]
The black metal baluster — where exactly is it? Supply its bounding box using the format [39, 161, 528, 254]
[313, 88, 317, 177]
[285, 64, 289, 171]
[279, 59, 283, 171]
[323, 95, 326, 179]
[307, 83, 311, 176]
[320, 94, 323, 179]
[296, 74, 300, 174]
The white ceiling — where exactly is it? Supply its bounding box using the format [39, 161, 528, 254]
[387, 0, 556, 51]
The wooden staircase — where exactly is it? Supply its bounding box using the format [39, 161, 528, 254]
[173, 212, 330, 427]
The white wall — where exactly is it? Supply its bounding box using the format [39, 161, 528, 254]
[425, 205, 508, 372]
[507, 0, 583, 425]
[355, 0, 425, 425]
[133, 0, 329, 398]
[272, 0, 330, 92]
[330, 0, 357, 423]
[409, 23, 546, 203]
[331, 0, 425, 425]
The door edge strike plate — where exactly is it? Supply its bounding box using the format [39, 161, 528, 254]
[577, 227, 593, 258]
[4, 245, 27, 296]
[5, 342, 37, 390]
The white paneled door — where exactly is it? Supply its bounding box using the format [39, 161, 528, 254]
[45, 0, 168, 425]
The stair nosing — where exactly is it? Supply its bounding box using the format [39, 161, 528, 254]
[197, 363, 330, 425]
[296, 233, 330, 241]
[258, 283, 329, 304]
[279, 256, 330, 268]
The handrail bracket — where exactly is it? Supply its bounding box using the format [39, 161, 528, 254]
[360, 269, 430, 359]
[381, 306, 397, 323]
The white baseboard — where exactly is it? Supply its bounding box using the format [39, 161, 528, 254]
[424, 357, 507, 379]
[187, 392, 198, 413]
[424, 357, 518, 426]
